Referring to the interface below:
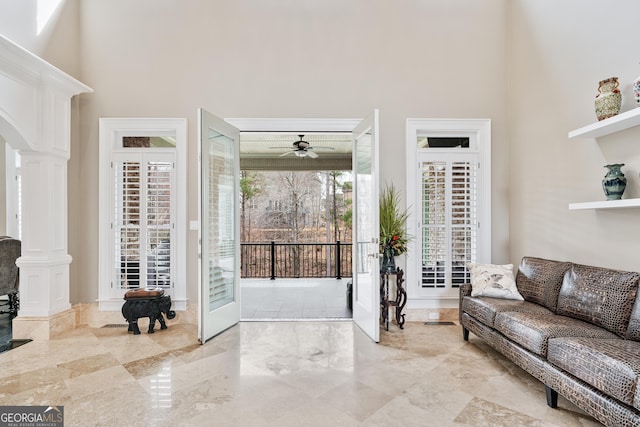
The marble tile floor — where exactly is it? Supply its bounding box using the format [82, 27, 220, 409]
[0, 320, 602, 426]
[241, 278, 352, 320]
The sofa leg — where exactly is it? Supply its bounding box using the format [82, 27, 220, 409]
[462, 327, 469, 341]
[545, 385, 558, 408]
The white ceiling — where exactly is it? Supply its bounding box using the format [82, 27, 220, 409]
[239, 132, 353, 171]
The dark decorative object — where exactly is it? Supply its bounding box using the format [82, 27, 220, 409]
[380, 267, 406, 331]
[380, 246, 396, 273]
[122, 290, 175, 335]
[594, 77, 622, 121]
[346, 280, 353, 310]
[0, 237, 21, 316]
[602, 163, 627, 200]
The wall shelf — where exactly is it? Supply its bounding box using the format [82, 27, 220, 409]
[568, 108, 640, 139]
[569, 198, 640, 210]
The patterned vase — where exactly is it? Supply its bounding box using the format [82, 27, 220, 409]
[595, 77, 622, 121]
[634, 74, 640, 106]
[602, 163, 627, 201]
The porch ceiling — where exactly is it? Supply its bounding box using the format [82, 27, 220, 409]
[240, 132, 352, 171]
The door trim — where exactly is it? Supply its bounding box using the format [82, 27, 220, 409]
[225, 118, 360, 133]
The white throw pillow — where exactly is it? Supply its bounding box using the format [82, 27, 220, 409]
[468, 263, 524, 300]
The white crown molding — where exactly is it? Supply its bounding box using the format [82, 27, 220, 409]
[0, 34, 92, 96]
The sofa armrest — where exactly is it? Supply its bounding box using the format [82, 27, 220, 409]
[459, 283, 472, 323]
[460, 283, 472, 298]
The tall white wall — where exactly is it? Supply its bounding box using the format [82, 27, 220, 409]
[508, 0, 640, 271]
[76, 0, 510, 304]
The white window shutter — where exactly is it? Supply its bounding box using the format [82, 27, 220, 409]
[113, 157, 175, 292]
[420, 159, 479, 290]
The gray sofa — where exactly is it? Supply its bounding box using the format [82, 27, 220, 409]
[460, 257, 640, 427]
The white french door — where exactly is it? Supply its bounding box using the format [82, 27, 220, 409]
[198, 109, 241, 343]
[352, 110, 380, 342]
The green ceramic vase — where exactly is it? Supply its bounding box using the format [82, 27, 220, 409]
[602, 163, 626, 200]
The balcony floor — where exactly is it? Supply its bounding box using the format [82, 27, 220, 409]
[241, 278, 352, 320]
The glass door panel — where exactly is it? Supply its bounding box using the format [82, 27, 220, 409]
[199, 109, 240, 343]
[352, 110, 380, 343]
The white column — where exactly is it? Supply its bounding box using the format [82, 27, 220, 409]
[16, 151, 71, 316]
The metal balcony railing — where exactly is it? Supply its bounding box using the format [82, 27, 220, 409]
[241, 241, 352, 279]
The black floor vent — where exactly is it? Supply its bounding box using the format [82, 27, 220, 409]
[102, 324, 129, 328]
[424, 321, 455, 326]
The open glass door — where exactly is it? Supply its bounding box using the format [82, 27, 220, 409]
[352, 110, 380, 342]
[198, 109, 241, 343]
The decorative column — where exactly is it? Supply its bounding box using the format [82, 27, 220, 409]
[15, 151, 72, 315]
[0, 35, 92, 339]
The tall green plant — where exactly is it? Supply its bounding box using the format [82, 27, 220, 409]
[379, 183, 411, 255]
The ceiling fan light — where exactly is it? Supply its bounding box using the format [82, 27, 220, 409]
[294, 150, 307, 157]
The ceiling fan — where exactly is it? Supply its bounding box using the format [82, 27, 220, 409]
[273, 135, 335, 158]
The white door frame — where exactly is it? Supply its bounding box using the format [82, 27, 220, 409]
[405, 118, 491, 309]
[98, 118, 188, 311]
[225, 118, 361, 134]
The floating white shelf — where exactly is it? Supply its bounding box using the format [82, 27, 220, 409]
[568, 108, 640, 139]
[569, 198, 640, 210]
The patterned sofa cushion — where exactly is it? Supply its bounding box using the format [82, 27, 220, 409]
[548, 337, 640, 408]
[494, 311, 618, 357]
[626, 292, 640, 341]
[462, 296, 552, 328]
[556, 264, 640, 338]
[515, 257, 571, 312]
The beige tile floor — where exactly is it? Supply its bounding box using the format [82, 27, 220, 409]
[0, 320, 602, 426]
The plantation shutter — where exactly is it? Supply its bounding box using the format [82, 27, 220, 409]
[113, 154, 175, 292]
[420, 157, 478, 290]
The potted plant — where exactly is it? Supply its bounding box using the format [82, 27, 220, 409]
[379, 183, 411, 272]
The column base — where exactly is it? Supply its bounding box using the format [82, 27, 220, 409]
[12, 308, 76, 340]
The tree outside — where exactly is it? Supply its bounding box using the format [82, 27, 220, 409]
[240, 171, 352, 244]
[239, 170, 353, 278]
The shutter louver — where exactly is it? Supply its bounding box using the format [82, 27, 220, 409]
[115, 161, 141, 289]
[146, 162, 172, 289]
[421, 162, 446, 288]
[450, 161, 478, 286]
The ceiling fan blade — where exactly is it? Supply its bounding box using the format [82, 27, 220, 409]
[306, 150, 319, 158]
[279, 150, 295, 157]
[310, 146, 335, 151]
